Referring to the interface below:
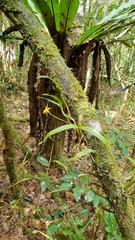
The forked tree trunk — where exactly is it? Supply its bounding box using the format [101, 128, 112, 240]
[1, 1, 135, 239]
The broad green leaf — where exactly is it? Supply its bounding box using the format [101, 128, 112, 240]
[81, 126, 109, 148]
[60, 174, 73, 182]
[117, 139, 128, 155]
[69, 148, 95, 161]
[60, 0, 79, 35]
[23, 0, 46, 27]
[104, 212, 118, 236]
[109, 136, 117, 144]
[37, 0, 57, 35]
[44, 124, 78, 142]
[36, 156, 49, 166]
[41, 181, 48, 191]
[84, 191, 95, 203]
[73, 186, 86, 202]
[78, 174, 89, 184]
[76, 24, 103, 47]
[46, 0, 60, 32]
[60, 169, 81, 182]
[58, 183, 72, 190]
[92, 195, 102, 208]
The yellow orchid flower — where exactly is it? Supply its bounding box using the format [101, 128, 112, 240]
[43, 106, 51, 114]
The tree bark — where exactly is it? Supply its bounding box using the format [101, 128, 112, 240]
[0, 93, 20, 198]
[1, 0, 135, 238]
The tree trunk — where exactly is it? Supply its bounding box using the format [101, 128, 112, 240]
[28, 52, 39, 137]
[1, 1, 135, 238]
[28, 53, 65, 159]
[0, 93, 20, 198]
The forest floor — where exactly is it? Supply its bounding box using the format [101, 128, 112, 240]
[0, 89, 94, 240]
[0, 87, 135, 240]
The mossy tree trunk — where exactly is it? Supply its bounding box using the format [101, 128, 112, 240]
[1, 0, 135, 238]
[0, 93, 20, 198]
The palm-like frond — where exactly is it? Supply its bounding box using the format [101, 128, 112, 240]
[76, 0, 135, 47]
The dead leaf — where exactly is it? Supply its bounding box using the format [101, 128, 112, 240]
[1, 231, 9, 240]
[45, 191, 51, 199]
[31, 219, 41, 230]
[28, 185, 36, 192]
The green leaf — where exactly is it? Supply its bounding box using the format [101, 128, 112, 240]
[92, 195, 101, 208]
[104, 212, 118, 235]
[81, 126, 109, 149]
[69, 148, 95, 161]
[73, 186, 85, 202]
[78, 209, 88, 215]
[37, 0, 57, 35]
[36, 156, 49, 166]
[60, 169, 80, 182]
[117, 140, 128, 155]
[42, 93, 64, 109]
[53, 160, 68, 171]
[43, 94, 63, 105]
[44, 124, 78, 143]
[47, 0, 60, 32]
[84, 191, 95, 203]
[40, 181, 48, 191]
[23, 0, 46, 27]
[79, 174, 89, 184]
[58, 183, 72, 190]
[76, 24, 103, 47]
[46, 223, 59, 238]
[125, 156, 135, 167]
[42, 214, 52, 220]
[43, 97, 61, 108]
[60, 174, 73, 182]
[54, 209, 63, 219]
[60, 0, 79, 35]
